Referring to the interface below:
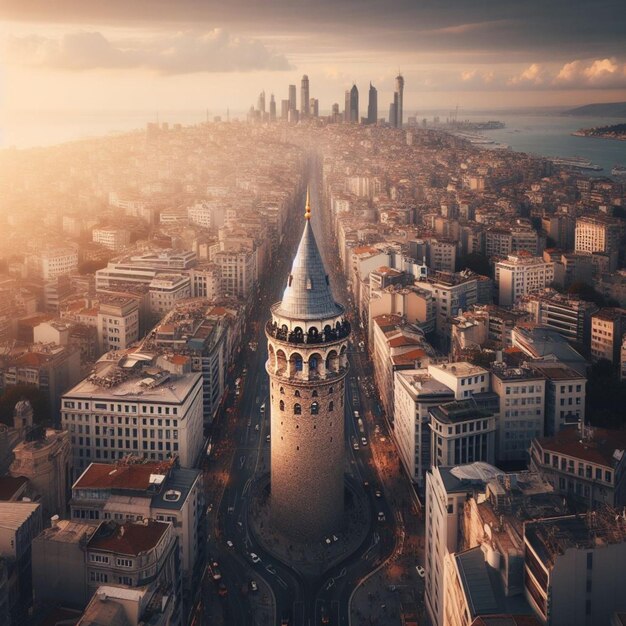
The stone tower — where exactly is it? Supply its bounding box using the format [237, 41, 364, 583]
[266, 190, 350, 541]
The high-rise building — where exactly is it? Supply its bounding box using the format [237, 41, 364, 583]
[388, 100, 397, 127]
[265, 190, 350, 541]
[349, 84, 359, 123]
[257, 90, 266, 114]
[367, 82, 378, 124]
[300, 75, 310, 118]
[288, 84, 297, 113]
[331, 102, 340, 123]
[575, 215, 620, 271]
[281, 99, 289, 120]
[344, 90, 350, 122]
[310, 97, 319, 118]
[495, 254, 555, 306]
[269, 93, 276, 121]
[395, 72, 404, 128]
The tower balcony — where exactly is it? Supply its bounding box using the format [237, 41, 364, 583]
[265, 319, 351, 347]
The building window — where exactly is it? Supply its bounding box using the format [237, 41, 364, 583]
[279, 400, 285, 411]
[311, 402, 319, 415]
[294, 390, 301, 398]
[294, 404, 302, 415]
[329, 401, 334, 412]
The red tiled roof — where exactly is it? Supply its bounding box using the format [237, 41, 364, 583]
[88, 520, 169, 556]
[74, 460, 174, 490]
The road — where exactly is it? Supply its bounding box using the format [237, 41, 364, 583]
[200, 158, 410, 626]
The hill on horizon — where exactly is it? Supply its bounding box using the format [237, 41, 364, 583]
[563, 102, 626, 117]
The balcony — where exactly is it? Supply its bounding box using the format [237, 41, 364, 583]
[266, 320, 351, 345]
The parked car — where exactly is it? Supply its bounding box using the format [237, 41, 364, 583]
[416, 565, 425, 578]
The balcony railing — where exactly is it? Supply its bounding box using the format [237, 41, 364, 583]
[266, 320, 351, 345]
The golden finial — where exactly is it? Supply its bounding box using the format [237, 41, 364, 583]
[304, 186, 311, 220]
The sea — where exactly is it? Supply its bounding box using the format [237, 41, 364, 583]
[1, 109, 625, 177]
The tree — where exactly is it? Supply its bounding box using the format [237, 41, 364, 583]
[457, 252, 491, 277]
[0, 386, 50, 426]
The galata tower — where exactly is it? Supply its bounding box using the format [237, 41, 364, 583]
[265, 189, 350, 541]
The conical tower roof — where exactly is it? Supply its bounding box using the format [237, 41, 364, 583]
[275, 191, 343, 321]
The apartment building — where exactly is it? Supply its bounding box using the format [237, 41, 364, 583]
[429, 399, 496, 467]
[27, 246, 78, 280]
[530, 424, 626, 508]
[149, 274, 191, 318]
[394, 369, 454, 489]
[491, 364, 546, 463]
[575, 215, 621, 271]
[61, 352, 204, 478]
[97, 296, 140, 353]
[590, 308, 626, 363]
[428, 362, 490, 400]
[495, 254, 555, 306]
[92, 228, 131, 252]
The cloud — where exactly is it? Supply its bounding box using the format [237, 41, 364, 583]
[507, 63, 547, 86]
[555, 57, 626, 88]
[4, 29, 293, 73]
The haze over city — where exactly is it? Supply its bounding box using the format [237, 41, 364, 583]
[1, 2, 626, 626]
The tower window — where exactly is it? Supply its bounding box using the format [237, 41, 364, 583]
[311, 402, 319, 415]
[312, 390, 318, 398]
[329, 387, 334, 394]
[294, 404, 302, 415]
[329, 401, 334, 412]
[294, 390, 301, 398]
[279, 400, 285, 411]
[280, 387, 285, 395]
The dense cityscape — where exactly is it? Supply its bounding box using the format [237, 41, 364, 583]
[2, 0, 626, 622]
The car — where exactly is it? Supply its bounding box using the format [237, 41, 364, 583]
[353, 410, 360, 418]
[416, 565, 425, 578]
[361, 437, 368, 446]
[374, 489, 382, 498]
[250, 552, 261, 564]
[352, 441, 359, 450]
[266, 435, 271, 442]
[280, 614, 290, 626]
[249, 580, 258, 592]
[363, 480, 370, 488]
[377, 511, 386, 522]
[218, 582, 228, 597]
[266, 564, 277, 575]
[210, 563, 222, 581]
[226, 540, 234, 548]
[255, 423, 260, 431]
[260, 402, 266, 413]
[247, 420, 251, 427]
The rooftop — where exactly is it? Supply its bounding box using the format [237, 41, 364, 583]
[430, 399, 492, 424]
[73, 459, 175, 491]
[88, 520, 170, 556]
[535, 425, 626, 468]
[0, 501, 40, 531]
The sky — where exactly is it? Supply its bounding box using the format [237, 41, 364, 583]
[1, 0, 626, 144]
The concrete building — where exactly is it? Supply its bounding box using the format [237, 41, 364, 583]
[61, 352, 204, 478]
[70, 458, 203, 601]
[575, 215, 621, 271]
[530, 363, 586, 436]
[530, 424, 626, 508]
[524, 512, 626, 626]
[97, 297, 140, 353]
[491, 364, 546, 463]
[9, 429, 71, 519]
[495, 255, 555, 306]
[149, 275, 191, 319]
[394, 369, 454, 489]
[32, 519, 180, 621]
[92, 228, 131, 252]
[428, 362, 490, 400]
[265, 192, 350, 541]
[300, 75, 310, 118]
[429, 399, 496, 468]
[27, 246, 78, 280]
[590, 308, 626, 363]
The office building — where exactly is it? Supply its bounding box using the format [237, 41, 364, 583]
[300, 75, 309, 118]
[349, 84, 359, 123]
[288, 84, 297, 113]
[495, 255, 555, 306]
[575, 215, 620, 270]
[395, 72, 404, 128]
[61, 352, 204, 478]
[269, 93, 276, 121]
[590, 308, 626, 363]
[92, 228, 131, 252]
[367, 82, 378, 124]
[97, 296, 140, 353]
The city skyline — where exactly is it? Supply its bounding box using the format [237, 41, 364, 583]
[2, 0, 626, 145]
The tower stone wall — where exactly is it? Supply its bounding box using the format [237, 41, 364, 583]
[265, 191, 349, 542]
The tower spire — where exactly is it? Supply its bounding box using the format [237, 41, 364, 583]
[305, 186, 311, 220]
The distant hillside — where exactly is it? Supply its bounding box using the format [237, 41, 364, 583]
[564, 102, 626, 117]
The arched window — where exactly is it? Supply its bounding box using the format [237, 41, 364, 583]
[294, 390, 301, 398]
[311, 402, 319, 415]
[294, 403, 302, 415]
[294, 354, 303, 371]
[329, 387, 334, 394]
[279, 400, 285, 411]
[280, 386, 285, 395]
[329, 401, 334, 412]
[312, 390, 318, 397]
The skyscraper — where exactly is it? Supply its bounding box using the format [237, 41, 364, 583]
[301, 75, 310, 118]
[310, 98, 319, 118]
[395, 72, 404, 128]
[350, 84, 359, 123]
[288, 84, 297, 114]
[257, 90, 266, 115]
[266, 190, 350, 541]
[344, 90, 350, 122]
[269, 94, 276, 122]
[367, 82, 378, 124]
[281, 99, 289, 120]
